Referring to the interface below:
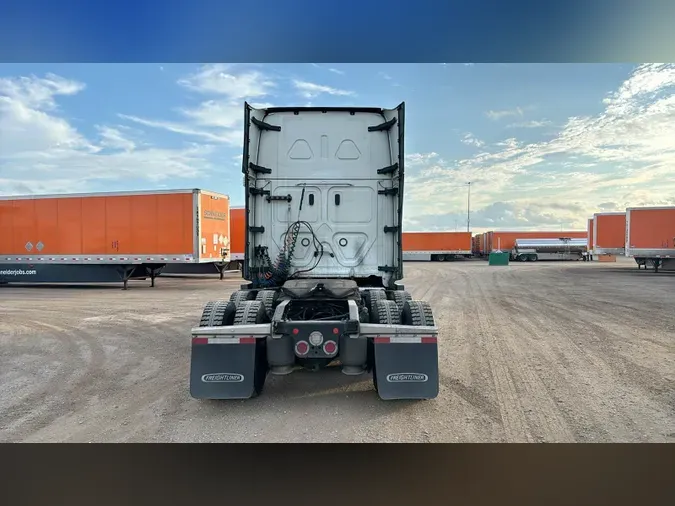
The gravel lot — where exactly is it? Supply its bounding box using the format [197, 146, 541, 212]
[1, 259, 673, 442]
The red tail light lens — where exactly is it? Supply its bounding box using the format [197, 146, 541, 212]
[323, 341, 337, 355]
[295, 341, 309, 356]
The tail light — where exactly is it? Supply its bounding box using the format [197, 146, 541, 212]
[295, 341, 309, 356]
[323, 341, 337, 356]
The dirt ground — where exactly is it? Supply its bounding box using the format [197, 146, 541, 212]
[0, 259, 673, 443]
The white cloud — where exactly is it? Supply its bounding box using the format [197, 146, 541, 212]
[378, 72, 393, 80]
[292, 80, 354, 99]
[461, 133, 485, 148]
[507, 120, 552, 129]
[116, 64, 279, 148]
[0, 72, 218, 195]
[97, 125, 136, 151]
[485, 107, 525, 121]
[328, 68, 344, 75]
[177, 64, 274, 99]
[405, 63, 675, 231]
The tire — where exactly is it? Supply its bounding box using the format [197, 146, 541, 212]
[255, 289, 277, 321]
[230, 290, 256, 305]
[391, 290, 412, 314]
[364, 289, 387, 319]
[371, 299, 401, 325]
[232, 300, 268, 397]
[401, 300, 435, 327]
[198, 300, 237, 327]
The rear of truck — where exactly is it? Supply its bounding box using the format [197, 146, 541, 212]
[190, 102, 439, 401]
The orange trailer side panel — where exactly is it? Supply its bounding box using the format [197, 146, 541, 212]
[198, 192, 231, 260]
[229, 208, 246, 257]
[156, 193, 193, 254]
[81, 197, 107, 254]
[627, 208, 675, 249]
[402, 232, 472, 252]
[594, 213, 626, 249]
[0, 191, 200, 257]
[489, 230, 587, 252]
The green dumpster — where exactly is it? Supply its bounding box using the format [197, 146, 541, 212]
[488, 252, 510, 266]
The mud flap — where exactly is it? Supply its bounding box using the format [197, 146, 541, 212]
[189, 338, 262, 399]
[372, 338, 439, 400]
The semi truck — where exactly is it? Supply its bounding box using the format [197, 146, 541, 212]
[401, 231, 472, 261]
[190, 102, 440, 401]
[0, 189, 231, 289]
[625, 206, 675, 272]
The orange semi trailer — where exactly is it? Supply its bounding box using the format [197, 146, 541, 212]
[402, 231, 472, 261]
[625, 206, 675, 272]
[593, 212, 626, 256]
[0, 189, 231, 288]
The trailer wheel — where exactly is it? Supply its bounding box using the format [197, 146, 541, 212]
[233, 300, 268, 397]
[391, 290, 412, 314]
[198, 300, 237, 327]
[401, 300, 435, 327]
[230, 290, 256, 305]
[255, 289, 278, 321]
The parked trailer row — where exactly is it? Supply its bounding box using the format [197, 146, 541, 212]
[0, 189, 232, 289]
[583, 206, 675, 272]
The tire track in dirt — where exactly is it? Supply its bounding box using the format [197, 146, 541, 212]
[491, 266, 674, 442]
[0, 319, 105, 440]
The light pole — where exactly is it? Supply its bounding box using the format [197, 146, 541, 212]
[466, 181, 472, 232]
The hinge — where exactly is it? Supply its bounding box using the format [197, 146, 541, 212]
[249, 226, 265, 233]
[378, 187, 399, 196]
[249, 162, 272, 174]
[384, 226, 399, 233]
[266, 194, 292, 203]
[378, 266, 397, 272]
[252, 117, 281, 132]
[249, 187, 271, 197]
[368, 117, 397, 132]
[377, 163, 398, 175]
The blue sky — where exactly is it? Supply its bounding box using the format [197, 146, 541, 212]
[1, 63, 674, 233]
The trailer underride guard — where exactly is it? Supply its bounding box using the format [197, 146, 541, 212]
[190, 102, 440, 400]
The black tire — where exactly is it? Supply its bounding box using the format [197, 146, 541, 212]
[233, 300, 268, 397]
[363, 288, 386, 308]
[371, 299, 401, 325]
[391, 290, 412, 314]
[365, 289, 387, 320]
[198, 300, 237, 327]
[255, 289, 278, 321]
[230, 290, 256, 305]
[401, 300, 435, 327]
